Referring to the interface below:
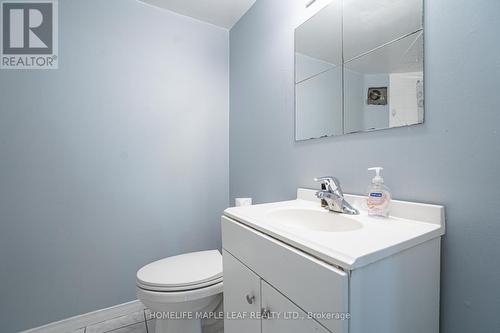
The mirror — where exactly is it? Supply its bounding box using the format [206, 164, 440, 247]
[295, 0, 424, 140]
[343, 0, 424, 133]
[295, 1, 342, 141]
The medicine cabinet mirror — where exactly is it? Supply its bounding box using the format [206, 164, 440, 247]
[295, 0, 424, 141]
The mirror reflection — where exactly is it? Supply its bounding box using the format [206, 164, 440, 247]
[344, 31, 424, 133]
[294, 0, 424, 141]
[342, 0, 423, 62]
[295, 2, 342, 140]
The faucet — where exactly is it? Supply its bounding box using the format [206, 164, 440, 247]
[314, 176, 359, 215]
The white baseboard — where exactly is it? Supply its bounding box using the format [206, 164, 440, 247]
[21, 300, 145, 333]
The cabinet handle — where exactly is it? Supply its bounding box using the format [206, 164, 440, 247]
[261, 308, 271, 319]
[246, 294, 255, 304]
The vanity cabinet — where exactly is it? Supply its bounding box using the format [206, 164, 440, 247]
[261, 280, 330, 333]
[223, 249, 330, 333]
[222, 249, 261, 333]
[222, 216, 349, 333]
[222, 213, 441, 333]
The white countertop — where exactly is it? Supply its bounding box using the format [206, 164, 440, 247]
[223, 189, 445, 270]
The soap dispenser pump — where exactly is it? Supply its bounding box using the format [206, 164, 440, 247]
[367, 167, 391, 217]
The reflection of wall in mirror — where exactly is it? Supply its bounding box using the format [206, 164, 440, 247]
[344, 68, 364, 133]
[364, 74, 390, 130]
[345, 70, 424, 133]
[295, 53, 335, 83]
[389, 72, 424, 127]
[296, 53, 342, 139]
[344, 69, 389, 133]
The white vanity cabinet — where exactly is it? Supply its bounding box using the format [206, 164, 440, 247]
[221, 190, 444, 333]
[261, 280, 330, 333]
[222, 249, 261, 333]
[222, 216, 349, 333]
[223, 249, 332, 333]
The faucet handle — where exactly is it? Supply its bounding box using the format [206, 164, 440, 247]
[314, 176, 340, 192]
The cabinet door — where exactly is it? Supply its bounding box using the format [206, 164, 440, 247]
[261, 281, 331, 333]
[223, 250, 262, 333]
[222, 216, 348, 333]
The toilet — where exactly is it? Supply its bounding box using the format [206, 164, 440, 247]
[136, 250, 223, 333]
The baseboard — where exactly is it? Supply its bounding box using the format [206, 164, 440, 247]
[21, 300, 145, 333]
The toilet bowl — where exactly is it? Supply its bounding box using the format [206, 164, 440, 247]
[136, 250, 223, 333]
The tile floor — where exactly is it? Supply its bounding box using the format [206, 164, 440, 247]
[70, 307, 222, 333]
[71, 309, 154, 333]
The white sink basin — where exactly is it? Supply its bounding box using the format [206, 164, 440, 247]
[223, 188, 445, 269]
[266, 208, 363, 232]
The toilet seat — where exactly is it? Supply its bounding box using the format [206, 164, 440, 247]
[137, 281, 223, 303]
[137, 250, 223, 292]
[137, 276, 223, 292]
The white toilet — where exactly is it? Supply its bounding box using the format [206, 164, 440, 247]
[136, 250, 223, 333]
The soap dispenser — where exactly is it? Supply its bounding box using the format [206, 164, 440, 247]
[367, 167, 391, 217]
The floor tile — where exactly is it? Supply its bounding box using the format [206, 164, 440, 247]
[145, 318, 224, 333]
[108, 322, 147, 333]
[86, 311, 145, 333]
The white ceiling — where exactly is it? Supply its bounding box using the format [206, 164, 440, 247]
[139, 0, 256, 29]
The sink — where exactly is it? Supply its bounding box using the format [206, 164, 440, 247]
[224, 188, 445, 269]
[265, 208, 363, 232]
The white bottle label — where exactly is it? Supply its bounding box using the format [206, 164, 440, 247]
[367, 191, 390, 216]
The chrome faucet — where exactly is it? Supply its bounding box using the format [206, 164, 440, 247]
[314, 176, 359, 215]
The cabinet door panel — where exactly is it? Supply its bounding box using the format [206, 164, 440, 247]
[222, 217, 348, 333]
[261, 281, 331, 333]
[223, 250, 262, 333]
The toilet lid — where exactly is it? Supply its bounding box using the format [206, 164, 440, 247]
[137, 250, 222, 291]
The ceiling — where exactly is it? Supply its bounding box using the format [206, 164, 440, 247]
[139, 0, 256, 29]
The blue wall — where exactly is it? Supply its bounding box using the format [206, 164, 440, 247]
[229, 0, 500, 332]
[0, 1, 229, 332]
